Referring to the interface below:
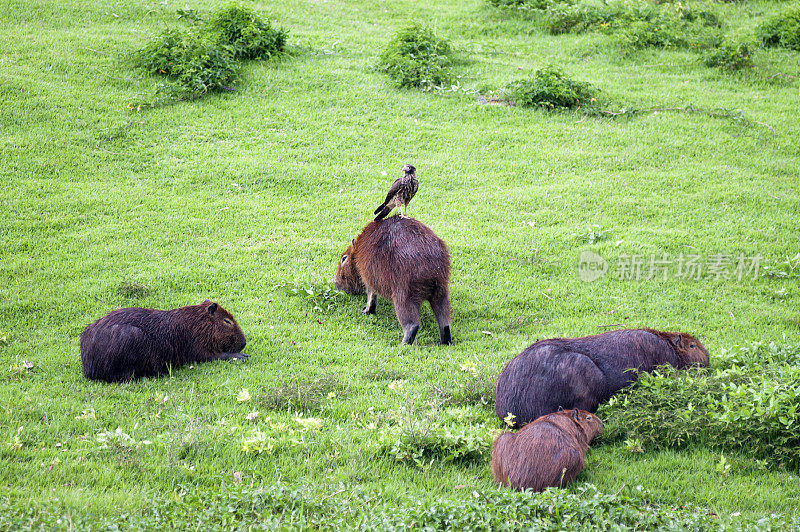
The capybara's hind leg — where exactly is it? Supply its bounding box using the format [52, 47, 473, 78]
[429, 289, 452, 345]
[362, 291, 377, 315]
[394, 297, 421, 345]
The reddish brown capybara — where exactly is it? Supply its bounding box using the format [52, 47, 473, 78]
[491, 408, 603, 492]
[80, 300, 247, 382]
[333, 216, 451, 345]
[495, 328, 709, 426]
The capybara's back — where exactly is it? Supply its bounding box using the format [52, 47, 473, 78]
[495, 329, 709, 426]
[491, 409, 603, 491]
[334, 216, 452, 345]
[80, 300, 247, 382]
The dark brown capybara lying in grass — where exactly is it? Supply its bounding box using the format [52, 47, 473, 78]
[334, 216, 451, 345]
[491, 408, 603, 491]
[495, 328, 709, 426]
[80, 300, 247, 382]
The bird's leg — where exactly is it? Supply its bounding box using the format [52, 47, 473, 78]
[400, 204, 408, 218]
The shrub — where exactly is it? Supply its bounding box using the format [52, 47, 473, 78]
[757, 3, 800, 51]
[205, 5, 287, 60]
[504, 66, 597, 109]
[134, 28, 239, 97]
[703, 41, 754, 70]
[378, 24, 454, 90]
[133, 5, 286, 100]
[599, 343, 800, 469]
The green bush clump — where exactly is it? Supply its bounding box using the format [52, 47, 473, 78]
[599, 343, 800, 469]
[378, 24, 454, 90]
[134, 28, 239, 97]
[206, 5, 287, 60]
[757, 3, 800, 51]
[504, 66, 597, 109]
[703, 41, 754, 70]
[133, 4, 285, 100]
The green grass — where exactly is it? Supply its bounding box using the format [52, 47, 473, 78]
[1, 0, 799, 528]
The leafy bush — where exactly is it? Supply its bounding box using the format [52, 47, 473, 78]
[758, 3, 800, 51]
[703, 41, 754, 70]
[600, 343, 800, 469]
[378, 24, 454, 90]
[133, 5, 285, 100]
[206, 5, 287, 60]
[504, 66, 597, 109]
[134, 29, 239, 97]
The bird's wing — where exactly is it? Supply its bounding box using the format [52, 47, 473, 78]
[374, 178, 403, 213]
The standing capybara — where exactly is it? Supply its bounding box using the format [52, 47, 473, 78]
[495, 328, 709, 426]
[491, 409, 603, 492]
[333, 216, 451, 345]
[80, 300, 248, 382]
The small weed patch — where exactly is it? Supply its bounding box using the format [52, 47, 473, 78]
[430, 358, 495, 407]
[378, 24, 455, 90]
[703, 41, 754, 71]
[274, 280, 346, 312]
[258, 373, 347, 412]
[496, 0, 724, 49]
[503, 66, 597, 109]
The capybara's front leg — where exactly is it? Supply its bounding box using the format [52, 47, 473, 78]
[395, 297, 421, 345]
[362, 291, 377, 315]
[214, 352, 249, 360]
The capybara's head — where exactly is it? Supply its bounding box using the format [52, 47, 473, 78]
[403, 163, 416, 174]
[202, 300, 247, 353]
[567, 409, 604, 441]
[333, 239, 366, 295]
[667, 332, 710, 367]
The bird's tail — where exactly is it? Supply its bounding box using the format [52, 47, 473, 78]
[374, 205, 391, 221]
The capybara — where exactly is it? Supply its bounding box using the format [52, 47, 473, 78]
[491, 408, 603, 492]
[80, 300, 248, 382]
[495, 328, 709, 426]
[333, 216, 451, 345]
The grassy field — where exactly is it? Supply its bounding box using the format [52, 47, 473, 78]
[1, 0, 799, 528]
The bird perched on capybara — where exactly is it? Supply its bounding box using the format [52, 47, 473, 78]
[80, 300, 248, 382]
[374, 164, 418, 221]
[491, 408, 603, 492]
[495, 328, 709, 426]
[333, 216, 451, 345]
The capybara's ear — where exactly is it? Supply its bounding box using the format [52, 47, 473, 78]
[571, 409, 580, 421]
[673, 334, 684, 348]
[352, 238, 356, 246]
[207, 302, 218, 315]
